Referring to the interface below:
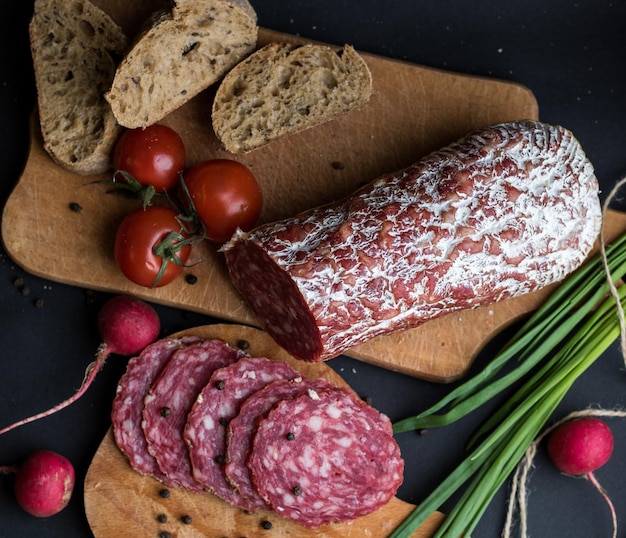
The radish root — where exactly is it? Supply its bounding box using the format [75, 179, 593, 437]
[0, 344, 109, 436]
[0, 465, 18, 474]
[586, 470, 618, 538]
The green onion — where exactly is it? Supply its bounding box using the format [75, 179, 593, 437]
[393, 230, 626, 434]
[389, 230, 626, 538]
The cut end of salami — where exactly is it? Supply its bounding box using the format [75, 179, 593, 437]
[224, 238, 324, 363]
[223, 120, 602, 363]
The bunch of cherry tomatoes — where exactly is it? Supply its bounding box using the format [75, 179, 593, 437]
[111, 124, 263, 288]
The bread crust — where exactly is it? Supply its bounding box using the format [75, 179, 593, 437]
[211, 42, 373, 154]
[29, 0, 127, 175]
[105, 0, 258, 129]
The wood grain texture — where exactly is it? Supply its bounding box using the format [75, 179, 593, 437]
[84, 324, 445, 538]
[1, 0, 543, 381]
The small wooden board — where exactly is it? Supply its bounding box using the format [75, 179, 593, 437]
[84, 324, 445, 538]
[1, 0, 547, 381]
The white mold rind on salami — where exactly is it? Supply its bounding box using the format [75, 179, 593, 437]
[223, 120, 603, 362]
[184, 357, 299, 508]
[111, 336, 201, 485]
[141, 339, 246, 491]
[247, 387, 404, 527]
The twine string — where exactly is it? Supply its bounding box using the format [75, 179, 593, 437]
[502, 176, 626, 537]
[599, 176, 626, 366]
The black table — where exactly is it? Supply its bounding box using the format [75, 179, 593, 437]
[2, 1, 626, 536]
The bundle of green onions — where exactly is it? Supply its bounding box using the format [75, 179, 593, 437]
[390, 228, 626, 538]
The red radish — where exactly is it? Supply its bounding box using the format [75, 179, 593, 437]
[96, 294, 161, 356]
[0, 295, 160, 436]
[0, 450, 75, 517]
[548, 416, 614, 475]
[547, 417, 616, 536]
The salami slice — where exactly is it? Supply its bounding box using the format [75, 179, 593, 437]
[184, 357, 299, 508]
[142, 339, 245, 491]
[225, 376, 336, 510]
[248, 387, 403, 527]
[222, 120, 602, 362]
[111, 336, 201, 485]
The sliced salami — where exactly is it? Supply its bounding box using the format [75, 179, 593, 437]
[225, 376, 336, 510]
[142, 339, 245, 491]
[184, 357, 299, 508]
[248, 387, 404, 527]
[222, 120, 602, 362]
[111, 336, 201, 485]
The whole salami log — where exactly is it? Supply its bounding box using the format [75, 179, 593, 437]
[247, 386, 404, 527]
[222, 120, 602, 363]
[111, 336, 201, 485]
[141, 339, 245, 491]
[184, 357, 299, 508]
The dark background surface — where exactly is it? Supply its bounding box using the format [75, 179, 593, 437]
[2, 1, 626, 536]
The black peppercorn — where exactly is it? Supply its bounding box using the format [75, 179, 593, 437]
[292, 485, 302, 496]
[286, 432, 295, 441]
[181, 515, 192, 524]
[185, 273, 198, 285]
[237, 339, 250, 350]
[156, 513, 167, 523]
[160, 407, 171, 418]
[158, 488, 170, 499]
[215, 379, 225, 390]
[261, 520, 273, 530]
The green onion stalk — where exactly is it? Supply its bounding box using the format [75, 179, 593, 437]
[389, 230, 626, 538]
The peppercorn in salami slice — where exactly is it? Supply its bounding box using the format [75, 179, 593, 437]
[225, 376, 336, 510]
[111, 336, 201, 485]
[247, 387, 403, 527]
[142, 339, 246, 492]
[184, 357, 299, 508]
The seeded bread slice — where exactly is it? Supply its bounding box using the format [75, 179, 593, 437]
[29, 0, 127, 175]
[105, 0, 258, 129]
[211, 42, 373, 154]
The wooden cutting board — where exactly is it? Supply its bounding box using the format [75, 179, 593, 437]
[84, 324, 446, 537]
[2, 0, 550, 381]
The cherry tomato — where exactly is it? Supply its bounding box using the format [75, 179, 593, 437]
[182, 159, 263, 243]
[113, 124, 186, 192]
[114, 205, 192, 288]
